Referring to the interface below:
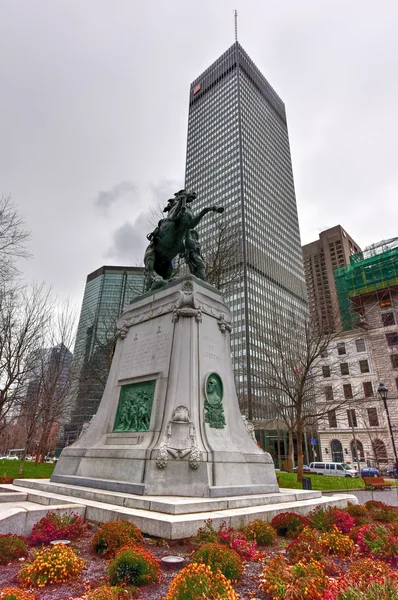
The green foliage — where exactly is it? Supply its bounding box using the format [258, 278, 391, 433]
[0, 459, 55, 479]
[241, 520, 276, 545]
[164, 563, 239, 600]
[18, 543, 85, 587]
[336, 580, 398, 600]
[193, 519, 220, 546]
[108, 546, 160, 587]
[0, 534, 28, 564]
[93, 521, 143, 557]
[192, 542, 243, 581]
[271, 512, 310, 538]
[87, 586, 136, 600]
[277, 472, 370, 491]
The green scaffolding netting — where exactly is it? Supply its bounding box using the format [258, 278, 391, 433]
[334, 244, 398, 331]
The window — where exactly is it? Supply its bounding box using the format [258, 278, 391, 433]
[386, 333, 398, 346]
[347, 409, 357, 427]
[379, 298, 391, 308]
[323, 366, 331, 378]
[343, 384, 353, 399]
[328, 409, 337, 428]
[324, 386, 334, 401]
[337, 342, 346, 355]
[391, 355, 398, 369]
[367, 407, 379, 427]
[320, 349, 328, 358]
[382, 312, 395, 327]
[363, 381, 373, 397]
[359, 359, 370, 373]
[340, 363, 349, 375]
[356, 339, 366, 352]
[331, 439, 343, 462]
[396, 378, 398, 392]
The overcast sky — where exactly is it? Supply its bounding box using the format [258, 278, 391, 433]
[1, 0, 398, 310]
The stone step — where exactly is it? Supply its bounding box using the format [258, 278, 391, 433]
[0, 499, 86, 537]
[1, 479, 358, 539]
[11, 478, 323, 515]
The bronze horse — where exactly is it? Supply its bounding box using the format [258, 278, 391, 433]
[144, 190, 223, 290]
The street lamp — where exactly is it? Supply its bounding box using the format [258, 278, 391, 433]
[377, 383, 398, 474]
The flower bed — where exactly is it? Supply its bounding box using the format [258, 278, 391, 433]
[0, 502, 397, 600]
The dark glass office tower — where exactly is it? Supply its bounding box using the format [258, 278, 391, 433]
[185, 43, 307, 429]
[65, 266, 144, 441]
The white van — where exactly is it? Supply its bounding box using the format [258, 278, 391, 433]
[309, 462, 359, 478]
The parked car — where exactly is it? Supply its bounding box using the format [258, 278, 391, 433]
[309, 462, 359, 478]
[3, 455, 19, 460]
[292, 465, 311, 473]
[361, 467, 379, 477]
[385, 467, 397, 479]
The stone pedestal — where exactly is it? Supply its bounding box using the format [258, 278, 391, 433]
[53, 276, 278, 497]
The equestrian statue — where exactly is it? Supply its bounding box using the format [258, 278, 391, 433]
[143, 189, 223, 291]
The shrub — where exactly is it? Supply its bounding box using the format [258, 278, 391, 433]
[347, 557, 391, 580]
[259, 556, 328, 600]
[217, 522, 258, 560]
[194, 519, 258, 561]
[308, 506, 354, 534]
[345, 504, 371, 526]
[87, 586, 136, 600]
[193, 519, 220, 546]
[241, 520, 276, 545]
[18, 543, 85, 588]
[0, 590, 35, 600]
[192, 542, 243, 581]
[164, 563, 239, 600]
[364, 500, 387, 512]
[108, 546, 160, 587]
[335, 580, 398, 599]
[30, 511, 87, 545]
[324, 559, 398, 600]
[290, 560, 329, 600]
[0, 534, 28, 564]
[371, 507, 398, 524]
[319, 526, 355, 557]
[259, 556, 292, 599]
[357, 523, 398, 562]
[271, 512, 310, 538]
[93, 521, 143, 557]
[286, 528, 324, 563]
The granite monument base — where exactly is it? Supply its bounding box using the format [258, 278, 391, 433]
[53, 276, 278, 497]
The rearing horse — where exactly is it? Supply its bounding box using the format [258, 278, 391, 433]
[143, 190, 223, 290]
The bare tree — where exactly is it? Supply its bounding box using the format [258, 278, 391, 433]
[254, 304, 356, 482]
[0, 284, 52, 434]
[0, 196, 31, 284]
[16, 301, 75, 470]
[201, 221, 243, 296]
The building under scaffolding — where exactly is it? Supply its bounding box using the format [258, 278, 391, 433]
[335, 238, 398, 331]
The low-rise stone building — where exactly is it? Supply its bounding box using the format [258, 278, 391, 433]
[317, 239, 398, 469]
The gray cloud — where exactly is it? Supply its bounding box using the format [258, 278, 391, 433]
[106, 213, 149, 265]
[95, 181, 137, 210]
[1, 0, 398, 309]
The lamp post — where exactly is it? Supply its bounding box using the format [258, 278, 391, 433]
[377, 383, 398, 474]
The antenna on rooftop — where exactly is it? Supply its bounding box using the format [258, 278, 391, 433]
[234, 9, 238, 42]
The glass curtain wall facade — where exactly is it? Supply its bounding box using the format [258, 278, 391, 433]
[185, 43, 307, 431]
[65, 266, 144, 441]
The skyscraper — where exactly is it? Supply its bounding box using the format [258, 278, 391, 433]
[65, 265, 144, 440]
[185, 42, 307, 438]
[302, 226, 361, 333]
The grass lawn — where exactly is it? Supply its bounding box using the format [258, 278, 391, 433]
[278, 471, 366, 491]
[0, 459, 55, 479]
